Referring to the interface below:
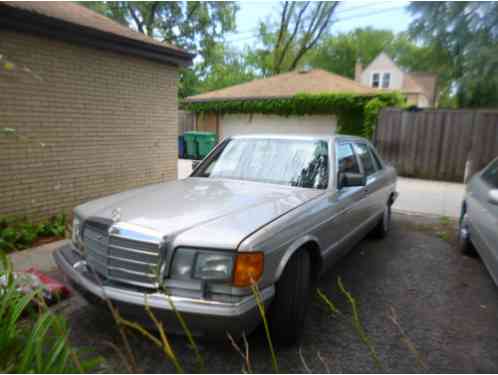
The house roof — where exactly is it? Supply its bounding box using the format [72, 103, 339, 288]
[0, 1, 194, 66]
[185, 69, 377, 102]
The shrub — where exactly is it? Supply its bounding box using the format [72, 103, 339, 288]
[0, 214, 67, 253]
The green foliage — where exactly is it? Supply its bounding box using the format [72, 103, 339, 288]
[0, 253, 102, 373]
[0, 214, 67, 253]
[409, 2, 498, 108]
[183, 43, 256, 97]
[183, 91, 404, 137]
[83, 2, 239, 98]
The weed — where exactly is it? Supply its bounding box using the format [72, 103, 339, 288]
[437, 231, 450, 242]
[439, 216, 451, 226]
[0, 251, 101, 373]
[227, 332, 252, 373]
[160, 288, 205, 373]
[317, 278, 382, 369]
[387, 306, 427, 369]
[251, 282, 279, 373]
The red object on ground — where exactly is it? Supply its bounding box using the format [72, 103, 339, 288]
[25, 267, 71, 304]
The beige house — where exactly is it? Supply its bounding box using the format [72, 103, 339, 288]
[185, 68, 376, 139]
[355, 52, 437, 108]
[0, 2, 193, 220]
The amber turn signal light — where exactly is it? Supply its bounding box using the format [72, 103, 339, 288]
[233, 252, 264, 287]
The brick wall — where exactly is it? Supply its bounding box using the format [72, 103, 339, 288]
[0, 30, 179, 221]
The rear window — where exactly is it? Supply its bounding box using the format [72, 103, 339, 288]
[353, 143, 377, 177]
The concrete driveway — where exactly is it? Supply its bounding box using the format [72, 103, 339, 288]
[58, 213, 498, 373]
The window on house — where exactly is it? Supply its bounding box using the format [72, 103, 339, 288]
[371, 73, 380, 88]
[382, 73, 391, 88]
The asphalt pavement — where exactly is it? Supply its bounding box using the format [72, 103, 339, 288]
[59, 213, 498, 373]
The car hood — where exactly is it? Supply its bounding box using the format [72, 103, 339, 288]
[75, 177, 323, 249]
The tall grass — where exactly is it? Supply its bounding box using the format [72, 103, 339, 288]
[251, 282, 279, 373]
[0, 251, 101, 373]
[317, 277, 382, 369]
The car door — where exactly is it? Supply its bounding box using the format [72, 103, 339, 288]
[320, 141, 365, 266]
[469, 159, 498, 282]
[352, 142, 382, 227]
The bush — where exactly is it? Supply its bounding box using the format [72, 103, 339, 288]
[0, 214, 67, 253]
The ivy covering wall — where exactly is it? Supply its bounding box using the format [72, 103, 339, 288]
[183, 92, 405, 138]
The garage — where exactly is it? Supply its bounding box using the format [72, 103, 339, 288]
[184, 68, 379, 140]
[219, 113, 337, 139]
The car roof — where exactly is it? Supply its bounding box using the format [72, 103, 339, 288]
[229, 133, 369, 143]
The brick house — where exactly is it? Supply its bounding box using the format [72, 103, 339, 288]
[0, 2, 193, 220]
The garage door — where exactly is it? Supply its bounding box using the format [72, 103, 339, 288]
[220, 113, 337, 139]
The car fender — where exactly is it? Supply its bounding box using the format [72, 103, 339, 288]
[274, 235, 322, 281]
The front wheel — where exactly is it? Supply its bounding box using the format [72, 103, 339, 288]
[372, 203, 391, 238]
[268, 250, 311, 345]
[458, 212, 476, 256]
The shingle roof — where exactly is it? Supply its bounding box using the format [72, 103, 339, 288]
[1, 1, 193, 64]
[185, 69, 377, 102]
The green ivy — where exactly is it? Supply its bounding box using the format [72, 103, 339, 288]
[182, 92, 405, 138]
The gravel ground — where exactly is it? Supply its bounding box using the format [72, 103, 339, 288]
[60, 213, 498, 373]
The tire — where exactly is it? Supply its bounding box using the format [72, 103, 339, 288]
[268, 250, 311, 346]
[458, 211, 476, 256]
[372, 203, 391, 238]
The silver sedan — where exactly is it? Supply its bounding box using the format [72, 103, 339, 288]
[459, 157, 498, 285]
[54, 134, 397, 344]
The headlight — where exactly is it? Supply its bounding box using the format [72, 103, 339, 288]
[170, 248, 264, 286]
[170, 248, 235, 282]
[72, 216, 82, 250]
[193, 253, 234, 281]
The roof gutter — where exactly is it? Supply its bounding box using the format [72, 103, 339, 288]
[0, 4, 195, 67]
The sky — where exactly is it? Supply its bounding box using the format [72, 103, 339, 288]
[225, 1, 413, 48]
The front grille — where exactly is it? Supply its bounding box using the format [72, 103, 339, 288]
[82, 220, 162, 288]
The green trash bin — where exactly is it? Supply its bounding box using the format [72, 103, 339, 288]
[196, 132, 217, 159]
[183, 132, 199, 159]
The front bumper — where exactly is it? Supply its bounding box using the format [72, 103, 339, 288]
[53, 243, 274, 337]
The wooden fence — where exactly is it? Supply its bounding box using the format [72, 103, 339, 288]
[374, 108, 498, 182]
[178, 110, 195, 134]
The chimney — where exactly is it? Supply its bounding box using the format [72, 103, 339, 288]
[354, 59, 363, 82]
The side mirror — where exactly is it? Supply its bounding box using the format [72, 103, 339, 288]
[192, 160, 201, 170]
[338, 172, 366, 189]
[488, 189, 498, 205]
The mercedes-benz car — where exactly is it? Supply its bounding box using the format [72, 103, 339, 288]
[458, 157, 498, 285]
[54, 134, 397, 344]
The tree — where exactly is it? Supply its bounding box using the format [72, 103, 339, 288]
[305, 27, 395, 78]
[251, 1, 339, 75]
[83, 2, 239, 97]
[195, 43, 256, 93]
[306, 28, 435, 79]
[408, 2, 498, 107]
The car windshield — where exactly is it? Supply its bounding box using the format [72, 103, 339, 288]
[193, 138, 329, 189]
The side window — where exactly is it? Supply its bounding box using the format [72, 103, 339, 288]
[353, 143, 377, 177]
[482, 159, 498, 189]
[369, 145, 383, 171]
[371, 73, 380, 88]
[337, 143, 360, 176]
[382, 73, 391, 88]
